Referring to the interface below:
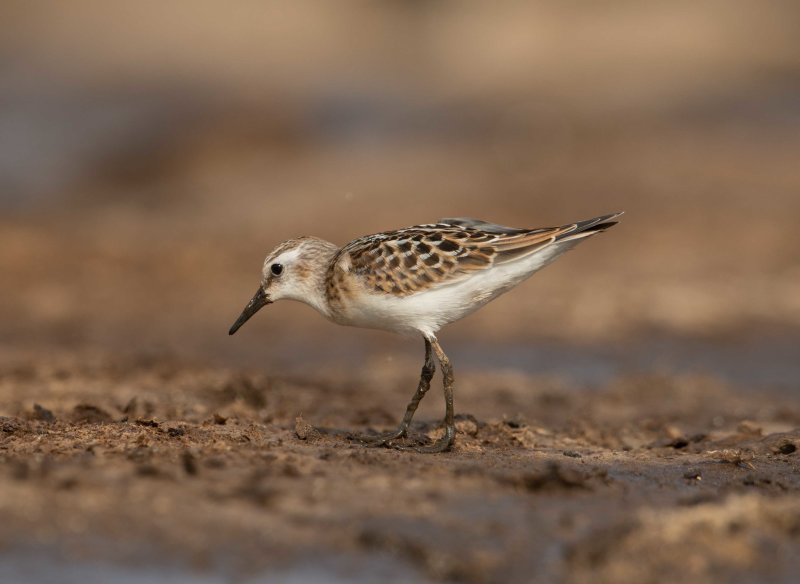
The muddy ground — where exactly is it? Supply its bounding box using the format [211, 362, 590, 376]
[0, 350, 799, 583]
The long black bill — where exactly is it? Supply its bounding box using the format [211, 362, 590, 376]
[229, 287, 271, 335]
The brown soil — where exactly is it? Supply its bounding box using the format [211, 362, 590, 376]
[1, 352, 798, 583]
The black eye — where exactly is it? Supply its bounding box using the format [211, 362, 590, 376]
[270, 263, 283, 276]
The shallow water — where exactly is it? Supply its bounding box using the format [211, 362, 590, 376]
[0, 550, 429, 584]
[455, 336, 800, 389]
[223, 335, 800, 391]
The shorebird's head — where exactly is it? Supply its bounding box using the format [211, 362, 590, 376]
[229, 236, 338, 335]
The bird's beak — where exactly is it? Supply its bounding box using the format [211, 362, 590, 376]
[229, 287, 271, 335]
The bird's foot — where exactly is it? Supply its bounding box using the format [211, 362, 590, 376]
[354, 425, 408, 447]
[391, 425, 455, 454]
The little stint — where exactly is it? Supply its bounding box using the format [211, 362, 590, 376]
[229, 212, 622, 452]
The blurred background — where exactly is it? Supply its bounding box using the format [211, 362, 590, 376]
[2, 1, 800, 381]
[2, 4, 800, 583]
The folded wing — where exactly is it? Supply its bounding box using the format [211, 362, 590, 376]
[335, 213, 622, 297]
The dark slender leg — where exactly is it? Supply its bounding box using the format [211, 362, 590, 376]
[401, 335, 456, 453]
[357, 338, 435, 446]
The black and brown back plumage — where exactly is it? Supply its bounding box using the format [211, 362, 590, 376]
[326, 213, 622, 299]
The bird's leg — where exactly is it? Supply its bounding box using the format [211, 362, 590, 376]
[392, 335, 456, 454]
[407, 336, 456, 453]
[357, 338, 435, 446]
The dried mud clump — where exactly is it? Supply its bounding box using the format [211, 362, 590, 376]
[71, 404, 113, 424]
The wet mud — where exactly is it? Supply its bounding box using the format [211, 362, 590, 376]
[1, 353, 798, 583]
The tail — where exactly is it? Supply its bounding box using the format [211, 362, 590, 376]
[554, 211, 623, 243]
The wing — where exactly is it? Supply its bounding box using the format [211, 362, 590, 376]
[330, 213, 622, 298]
[333, 221, 576, 297]
[437, 217, 531, 235]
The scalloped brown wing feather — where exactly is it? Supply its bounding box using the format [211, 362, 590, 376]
[331, 223, 570, 298]
[327, 213, 622, 299]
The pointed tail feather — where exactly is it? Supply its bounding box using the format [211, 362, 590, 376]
[554, 211, 624, 243]
[492, 211, 623, 262]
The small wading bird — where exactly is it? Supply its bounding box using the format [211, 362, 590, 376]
[229, 213, 622, 453]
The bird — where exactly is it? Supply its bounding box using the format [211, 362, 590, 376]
[229, 212, 623, 453]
